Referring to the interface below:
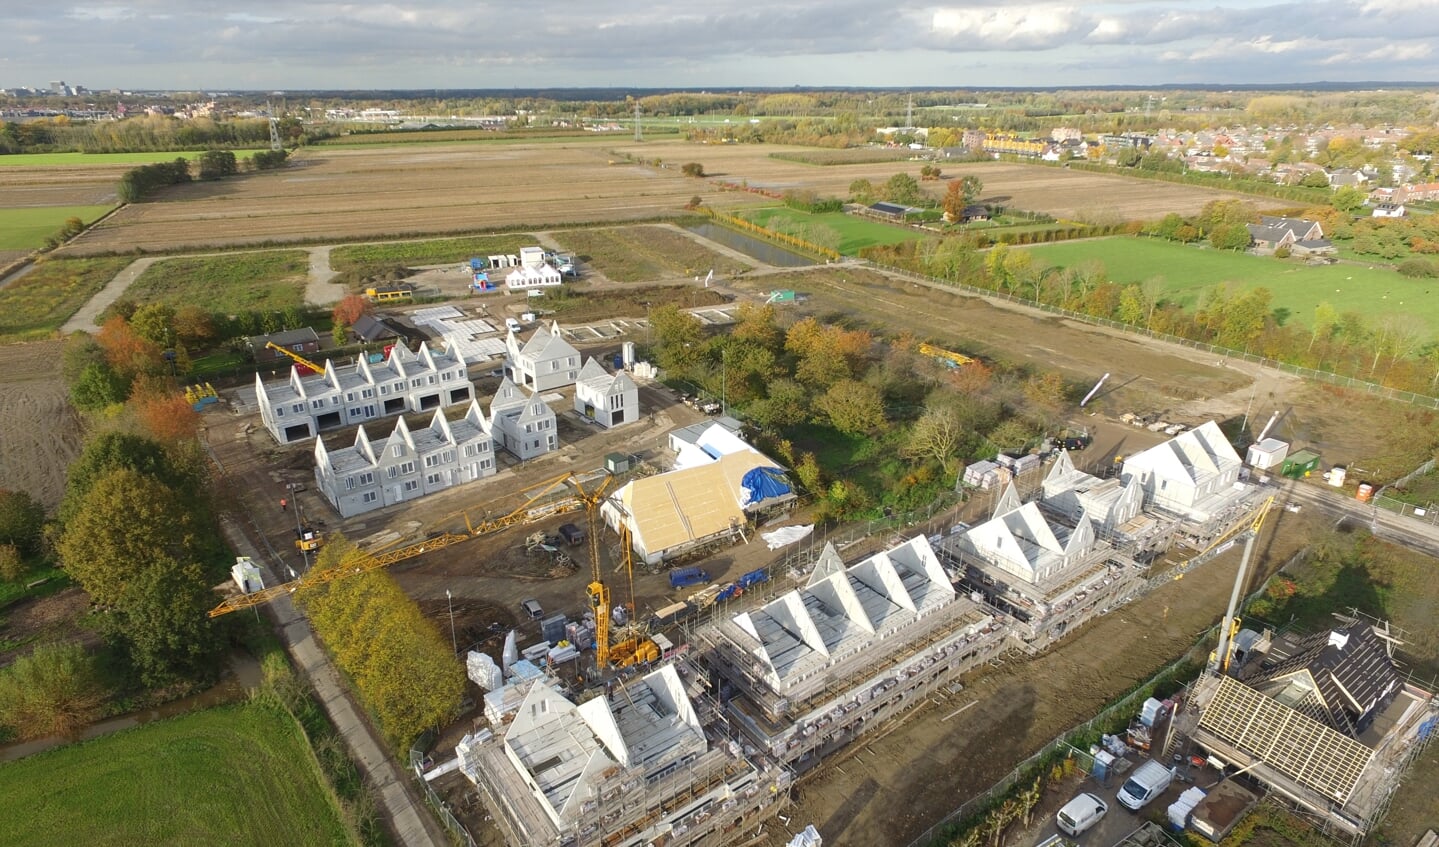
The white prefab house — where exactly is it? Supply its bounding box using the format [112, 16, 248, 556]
[573, 358, 639, 428]
[256, 340, 471, 444]
[950, 491, 1098, 585]
[505, 264, 562, 290]
[490, 377, 558, 461]
[313, 401, 497, 518]
[1120, 420, 1244, 521]
[504, 322, 581, 391]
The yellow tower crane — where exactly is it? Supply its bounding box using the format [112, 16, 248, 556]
[264, 341, 326, 375]
[208, 469, 589, 617]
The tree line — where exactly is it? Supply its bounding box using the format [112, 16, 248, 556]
[117, 149, 286, 202]
[648, 301, 1072, 520]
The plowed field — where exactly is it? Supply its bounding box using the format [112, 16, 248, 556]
[0, 341, 83, 509]
[62, 140, 1260, 255]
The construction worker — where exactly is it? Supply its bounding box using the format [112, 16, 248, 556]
[280, 497, 288, 512]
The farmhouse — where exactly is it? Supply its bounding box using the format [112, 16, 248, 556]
[573, 358, 639, 428]
[1245, 215, 1332, 254]
[255, 340, 470, 444]
[312, 401, 496, 518]
[489, 377, 558, 461]
[248, 327, 320, 364]
[462, 663, 789, 847]
[695, 535, 1008, 770]
[505, 322, 581, 392]
[351, 313, 402, 343]
[1189, 619, 1436, 837]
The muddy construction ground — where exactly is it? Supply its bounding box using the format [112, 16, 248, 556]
[57, 139, 1262, 255]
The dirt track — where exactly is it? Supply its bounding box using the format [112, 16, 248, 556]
[0, 341, 84, 509]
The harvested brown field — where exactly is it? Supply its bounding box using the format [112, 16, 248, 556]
[60, 139, 1263, 255]
[0, 164, 122, 209]
[553, 225, 749, 282]
[0, 341, 84, 510]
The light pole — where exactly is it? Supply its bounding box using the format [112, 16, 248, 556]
[446, 589, 457, 654]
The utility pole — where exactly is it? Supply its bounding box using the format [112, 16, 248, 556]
[634, 101, 643, 142]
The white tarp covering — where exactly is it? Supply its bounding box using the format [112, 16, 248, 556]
[762, 524, 814, 550]
[787, 825, 822, 847]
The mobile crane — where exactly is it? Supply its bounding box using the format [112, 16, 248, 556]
[1210, 495, 1276, 674]
[264, 341, 326, 376]
[208, 469, 589, 617]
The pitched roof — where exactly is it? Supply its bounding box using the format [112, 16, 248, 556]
[517, 323, 580, 362]
[1250, 623, 1401, 738]
[352, 313, 400, 341]
[1122, 420, 1241, 488]
[611, 451, 776, 557]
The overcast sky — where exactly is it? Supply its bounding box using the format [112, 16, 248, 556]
[3, 0, 1438, 92]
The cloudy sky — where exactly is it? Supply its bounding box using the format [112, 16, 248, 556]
[3, 0, 1438, 91]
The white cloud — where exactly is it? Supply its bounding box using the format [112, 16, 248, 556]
[930, 5, 1086, 48]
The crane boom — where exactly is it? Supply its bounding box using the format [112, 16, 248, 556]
[1213, 495, 1276, 673]
[264, 341, 326, 375]
[209, 468, 603, 618]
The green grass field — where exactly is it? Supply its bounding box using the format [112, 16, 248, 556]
[0, 256, 135, 342]
[1026, 237, 1439, 336]
[0, 150, 264, 167]
[330, 234, 531, 273]
[123, 251, 309, 315]
[556, 225, 750, 281]
[739, 207, 928, 254]
[0, 206, 116, 250]
[0, 702, 353, 847]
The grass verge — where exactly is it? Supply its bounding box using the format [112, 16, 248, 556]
[0, 206, 116, 251]
[329, 234, 533, 274]
[0, 256, 135, 342]
[555, 225, 750, 281]
[0, 701, 355, 846]
[119, 251, 308, 316]
[0, 150, 265, 167]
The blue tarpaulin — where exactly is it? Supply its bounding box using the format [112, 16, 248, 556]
[741, 467, 791, 504]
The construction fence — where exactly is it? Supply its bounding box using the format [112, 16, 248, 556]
[875, 264, 1439, 412]
[1373, 458, 1439, 527]
[408, 748, 477, 847]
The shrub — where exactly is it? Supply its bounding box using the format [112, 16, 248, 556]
[1398, 258, 1438, 278]
[681, 162, 705, 177]
[0, 642, 108, 741]
[1273, 245, 1292, 259]
[251, 149, 289, 170]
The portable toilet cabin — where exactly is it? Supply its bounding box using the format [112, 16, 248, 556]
[231, 556, 265, 594]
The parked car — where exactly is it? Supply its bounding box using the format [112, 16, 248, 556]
[1056, 793, 1108, 836]
[505, 317, 524, 333]
[557, 523, 586, 546]
[669, 566, 710, 589]
[520, 598, 544, 620]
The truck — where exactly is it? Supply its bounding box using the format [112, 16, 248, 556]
[669, 566, 710, 589]
[1117, 759, 1175, 811]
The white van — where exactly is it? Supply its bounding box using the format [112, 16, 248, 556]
[505, 317, 523, 333]
[1118, 760, 1175, 810]
[1056, 793, 1108, 836]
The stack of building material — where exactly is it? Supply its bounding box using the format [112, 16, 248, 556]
[1168, 786, 1206, 830]
[962, 459, 1002, 489]
[466, 651, 503, 691]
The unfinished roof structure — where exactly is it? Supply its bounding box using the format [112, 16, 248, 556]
[1041, 450, 1144, 535]
[1249, 623, 1402, 737]
[951, 491, 1097, 585]
[1191, 621, 1437, 836]
[603, 449, 792, 566]
[465, 664, 789, 847]
[1120, 421, 1244, 521]
[698, 536, 1006, 768]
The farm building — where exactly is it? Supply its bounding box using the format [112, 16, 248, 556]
[1188, 619, 1437, 837]
[247, 327, 321, 364]
[351, 313, 402, 343]
[462, 663, 790, 847]
[505, 322, 582, 391]
[863, 201, 923, 221]
[694, 535, 1008, 770]
[255, 340, 471, 444]
[489, 377, 558, 461]
[1119, 420, 1246, 522]
[573, 358, 639, 428]
[667, 416, 744, 454]
[312, 401, 496, 518]
[1246, 216, 1334, 255]
[505, 264, 563, 290]
[602, 447, 792, 566]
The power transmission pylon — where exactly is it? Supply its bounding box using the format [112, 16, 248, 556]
[267, 101, 283, 152]
[634, 101, 642, 142]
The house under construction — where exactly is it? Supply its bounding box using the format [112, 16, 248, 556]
[461, 664, 789, 847]
[1186, 619, 1438, 838]
[694, 535, 1010, 771]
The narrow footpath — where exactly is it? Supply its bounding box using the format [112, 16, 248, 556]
[61, 256, 157, 333]
[221, 515, 446, 847]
